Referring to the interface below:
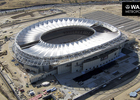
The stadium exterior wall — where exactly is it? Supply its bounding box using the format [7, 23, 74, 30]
[29, 43, 125, 83]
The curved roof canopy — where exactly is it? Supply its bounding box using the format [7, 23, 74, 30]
[15, 18, 121, 58]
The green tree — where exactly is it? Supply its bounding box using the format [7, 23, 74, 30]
[5, 36, 7, 39]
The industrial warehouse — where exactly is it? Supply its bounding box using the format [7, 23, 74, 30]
[12, 18, 127, 83]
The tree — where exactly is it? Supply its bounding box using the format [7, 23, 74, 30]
[5, 36, 7, 39]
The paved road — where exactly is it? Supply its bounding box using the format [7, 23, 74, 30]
[75, 68, 140, 100]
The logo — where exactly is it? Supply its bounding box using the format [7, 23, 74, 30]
[122, 2, 140, 16]
[130, 5, 140, 9]
[125, 5, 130, 9]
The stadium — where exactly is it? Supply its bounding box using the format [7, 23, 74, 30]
[12, 18, 127, 82]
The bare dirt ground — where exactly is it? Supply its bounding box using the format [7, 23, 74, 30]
[0, 3, 140, 100]
[0, 91, 8, 100]
[0, 0, 119, 9]
[0, 75, 16, 100]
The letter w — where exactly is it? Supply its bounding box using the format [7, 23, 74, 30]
[131, 5, 140, 9]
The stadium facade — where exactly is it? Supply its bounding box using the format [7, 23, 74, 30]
[12, 18, 127, 83]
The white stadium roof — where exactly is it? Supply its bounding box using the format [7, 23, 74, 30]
[23, 31, 120, 58]
[13, 18, 127, 66]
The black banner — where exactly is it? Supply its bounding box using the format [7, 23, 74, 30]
[122, 2, 140, 16]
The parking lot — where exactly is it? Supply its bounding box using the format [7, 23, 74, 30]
[83, 11, 140, 40]
[20, 75, 64, 100]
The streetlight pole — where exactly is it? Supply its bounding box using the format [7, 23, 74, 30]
[79, 7, 81, 18]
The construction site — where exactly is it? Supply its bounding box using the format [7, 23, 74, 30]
[0, 1, 140, 100]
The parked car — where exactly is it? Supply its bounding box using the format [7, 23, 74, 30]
[38, 94, 43, 99]
[47, 89, 51, 93]
[29, 91, 35, 96]
[51, 87, 57, 92]
[26, 83, 29, 87]
[36, 84, 41, 88]
[43, 91, 48, 95]
[29, 89, 33, 92]
[43, 89, 46, 92]
[19, 89, 24, 93]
